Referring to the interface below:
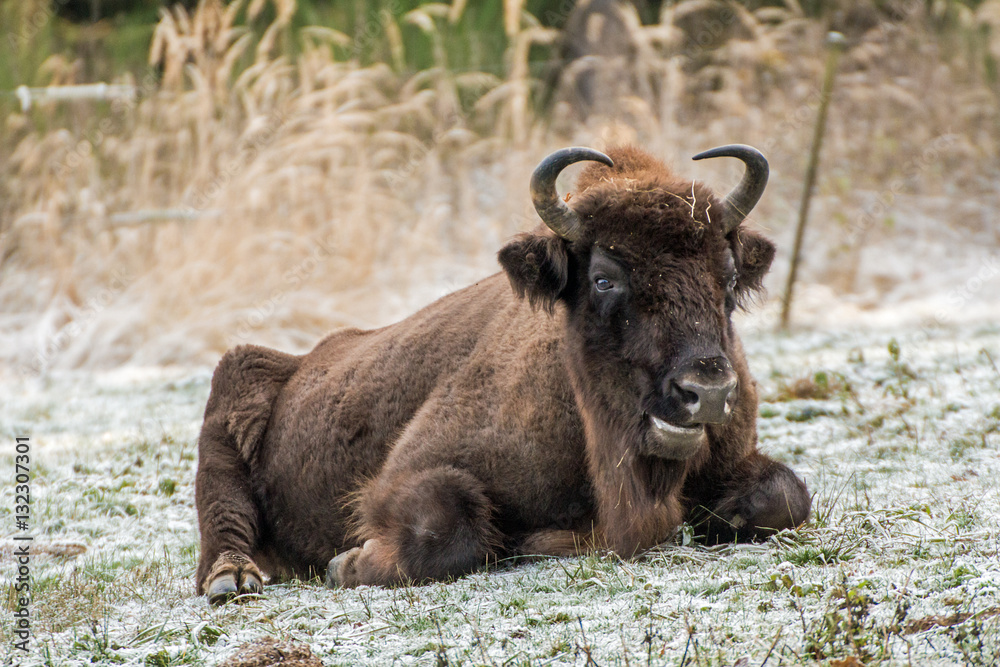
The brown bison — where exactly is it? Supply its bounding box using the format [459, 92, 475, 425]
[195, 144, 810, 602]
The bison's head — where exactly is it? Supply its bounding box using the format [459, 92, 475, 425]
[499, 145, 775, 460]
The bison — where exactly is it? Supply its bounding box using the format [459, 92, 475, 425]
[195, 144, 811, 602]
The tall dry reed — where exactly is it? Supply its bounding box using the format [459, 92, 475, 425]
[1, 0, 997, 373]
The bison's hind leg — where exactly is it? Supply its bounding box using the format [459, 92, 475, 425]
[195, 345, 300, 603]
[327, 466, 499, 587]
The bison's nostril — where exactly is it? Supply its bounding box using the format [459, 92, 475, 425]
[670, 382, 700, 408]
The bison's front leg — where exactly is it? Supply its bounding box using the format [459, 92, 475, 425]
[196, 410, 267, 604]
[195, 345, 300, 603]
[684, 452, 811, 543]
[326, 466, 499, 588]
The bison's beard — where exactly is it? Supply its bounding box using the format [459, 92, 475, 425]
[641, 415, 706, 460]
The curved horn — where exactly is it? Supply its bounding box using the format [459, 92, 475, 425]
[692, 144, 769, 234]
[531, 147, 614, 241]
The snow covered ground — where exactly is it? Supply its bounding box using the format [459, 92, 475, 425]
[1, 322, 999, 666]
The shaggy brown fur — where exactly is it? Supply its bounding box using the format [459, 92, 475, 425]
[195, 145, 810, 599]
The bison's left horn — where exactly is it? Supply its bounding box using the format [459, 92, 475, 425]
[531, 147, 614, 241]
[692, 144, 769, 235]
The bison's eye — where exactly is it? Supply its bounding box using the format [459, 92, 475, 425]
[724, 272, 739, 313]
[595, 277, 614, 292]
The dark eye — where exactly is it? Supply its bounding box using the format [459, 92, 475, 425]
[595, 277, 614, 292]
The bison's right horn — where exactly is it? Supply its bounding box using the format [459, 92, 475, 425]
[531, 147, 614, 241]
[692, 144, 769, 235]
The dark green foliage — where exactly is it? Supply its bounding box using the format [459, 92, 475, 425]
[4, 0, 992, 90]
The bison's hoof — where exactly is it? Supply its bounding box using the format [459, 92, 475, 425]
[207, 570, 263, 605]
[203, 552, 264, 605]
[325, 548, 361, 589]
[238, 571, 263, 596]
[207, 573, 238, 604]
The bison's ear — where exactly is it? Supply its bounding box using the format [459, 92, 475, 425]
[733, 227, 775, 303]
[498, 233, 570, 313]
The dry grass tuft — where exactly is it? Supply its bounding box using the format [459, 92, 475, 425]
[219, 636, 325, 667]
[774, 373, 845, 402]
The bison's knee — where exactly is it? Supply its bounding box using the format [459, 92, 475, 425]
[332, 467, 499, 587]
[694, 457, 811, 544]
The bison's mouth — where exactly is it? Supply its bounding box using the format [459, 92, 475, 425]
[644, 414, 706, 460]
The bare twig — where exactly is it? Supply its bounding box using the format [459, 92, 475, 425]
[780, 32, 846, 330]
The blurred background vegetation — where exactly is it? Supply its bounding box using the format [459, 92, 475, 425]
[2, 0, 999, 371]
[3, 1, 997, 86]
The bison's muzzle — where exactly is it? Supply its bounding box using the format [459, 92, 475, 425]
[644, 355, 738, 460]
[669, 355, 738, 425]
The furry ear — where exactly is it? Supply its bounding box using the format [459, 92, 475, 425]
[497, 233, 570, 313]
[733, 227, 775, 303]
